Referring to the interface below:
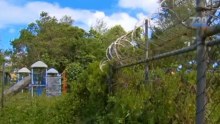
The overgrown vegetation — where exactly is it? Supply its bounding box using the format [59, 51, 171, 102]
[0, 63, 199, 123]
[2, 63, 219, 123]
[1, 1, 220, 123]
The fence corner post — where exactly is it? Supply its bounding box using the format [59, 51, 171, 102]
[196, 0, 207, 123]
[145, 19, 149, 83]
[107, 64, 115, 94]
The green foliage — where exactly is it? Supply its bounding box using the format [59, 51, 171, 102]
[11, 12, 86, 72]
[53, 61, 109, 123]
[11, 12, 126, 73]
[4, 2, 219, 122]
[0, 94, 64, 124]
[1, 65, 217, 123]
[65, 62, 83, 82]
[69, 62, 108, 122]
[0, 53, 4, 64]
[98, 68, 196, 123]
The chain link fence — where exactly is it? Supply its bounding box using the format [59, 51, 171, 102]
[206, 45, 220, 123]
[100, 0, 220, 122]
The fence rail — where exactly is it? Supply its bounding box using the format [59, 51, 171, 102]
[116, 39, 220, 69]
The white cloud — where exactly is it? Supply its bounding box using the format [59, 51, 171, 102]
[0, 0, 39, 28]
[118, 0, 160, 14]
[0, 0, 142, 31]
[102, 13, 138, 31]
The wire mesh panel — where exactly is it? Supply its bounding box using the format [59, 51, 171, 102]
[205, 45, 220, 123]
[112, 53, 197, 123]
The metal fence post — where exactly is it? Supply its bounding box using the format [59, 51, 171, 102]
[145, 19, 149, 83]
[107, 64, 115, 94]
[196, 32, 206, 124]
[196, 0, 207, 123]
[1, 62, 5, 109]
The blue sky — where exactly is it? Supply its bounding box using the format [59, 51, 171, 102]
[0, 0, 160, 50]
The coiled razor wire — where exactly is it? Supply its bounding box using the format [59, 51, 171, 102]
[100, 0, 220, 71]
[99, 0, 220, 123]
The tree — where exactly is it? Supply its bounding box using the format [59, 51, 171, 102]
[11, 12, 85, 72]
[103, 25, 126, 43]
[0, 50, 4, 64]
[10, 12, 127, 72]
[60, 15, 74, 25]
[92, 19, 108, 34]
